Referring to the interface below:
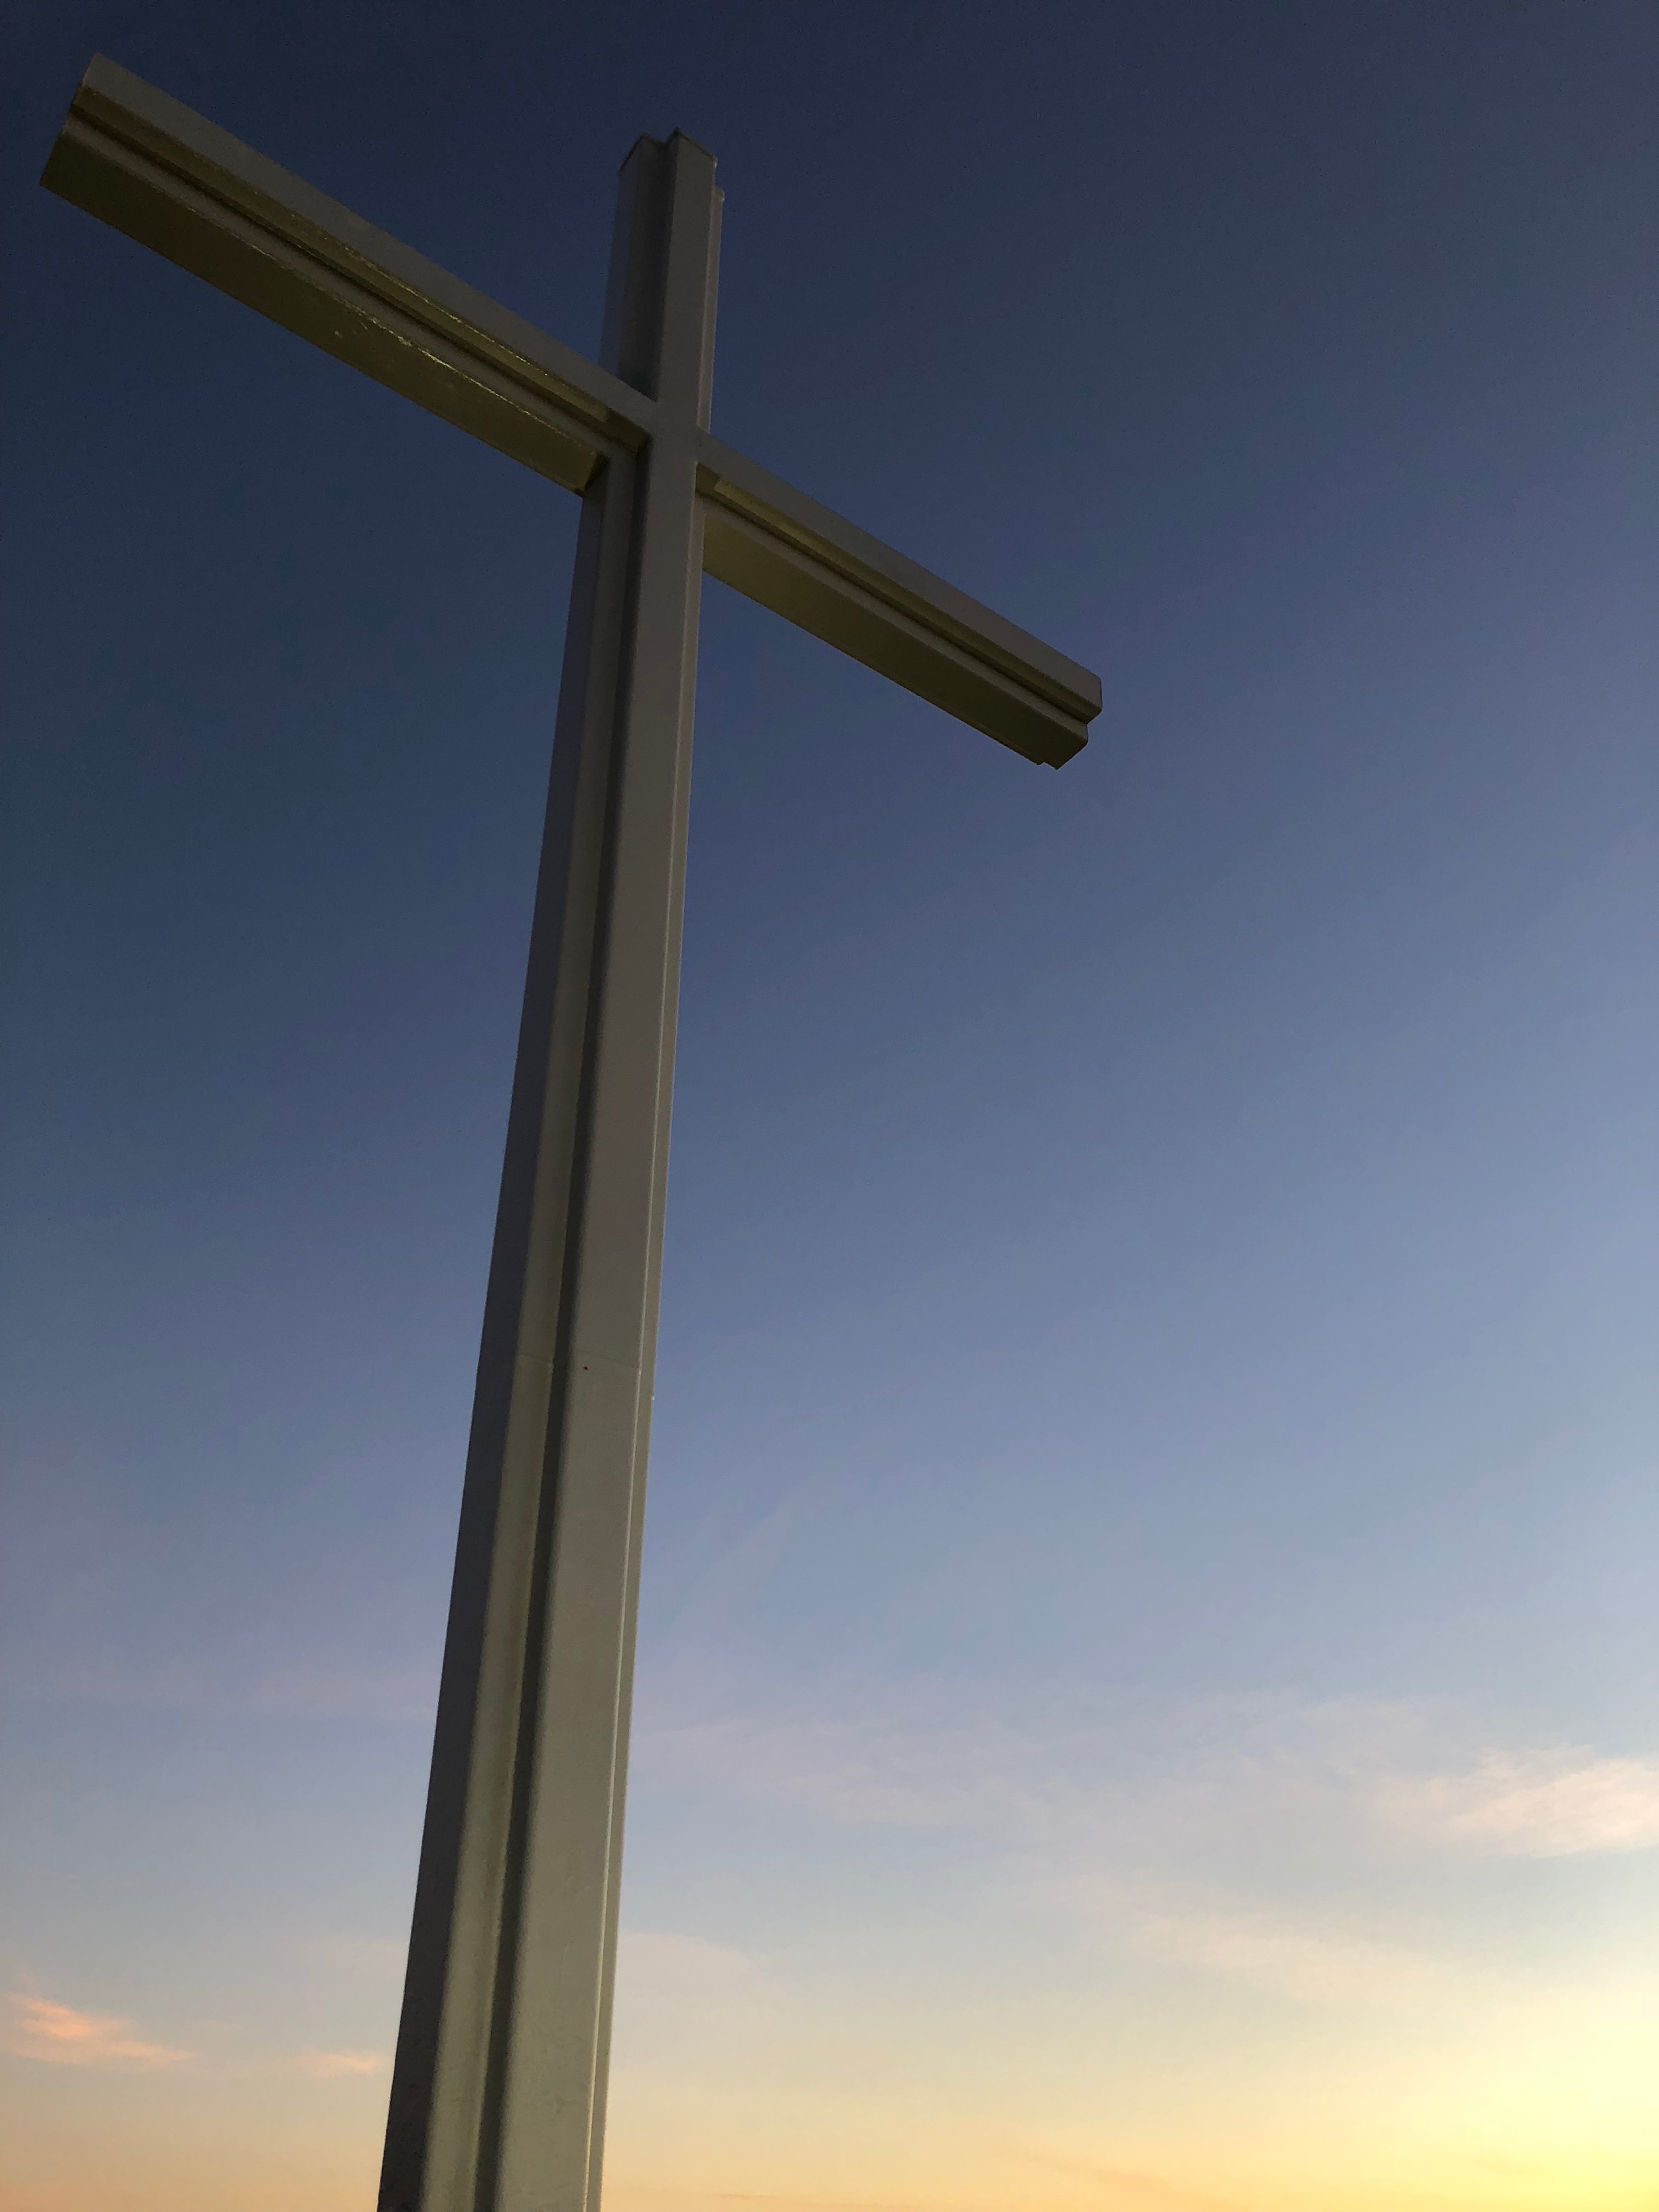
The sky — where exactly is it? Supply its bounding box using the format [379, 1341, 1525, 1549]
[1, 2, 1656, 2208]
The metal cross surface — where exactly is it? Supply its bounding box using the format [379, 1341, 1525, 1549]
[41, 55, 1103, 2212]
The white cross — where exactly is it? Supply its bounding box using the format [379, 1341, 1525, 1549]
[44, 56, 1101, 2212]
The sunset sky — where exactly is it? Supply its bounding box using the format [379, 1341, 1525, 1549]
[3, 3, 1656, 2209]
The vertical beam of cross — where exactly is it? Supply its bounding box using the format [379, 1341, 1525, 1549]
[40, 56, 1102, 2212]
[379, 137, 719, 2212]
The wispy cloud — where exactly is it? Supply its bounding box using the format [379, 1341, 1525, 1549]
[617, 1930, 763, 1988]
[1380, 1749, 1659, 1857]
[644, 1705, 1082, 1835]
[639, 1684, 1659, 1867]
[1127, 1905, 1467, 2009]
[612, 1929, 775, 2059]
[5, 1992, 189, 2069]
[628, 1680, 1659, 2051]
[297, 2047, 389, 2079]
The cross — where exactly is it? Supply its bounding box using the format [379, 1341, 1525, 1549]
[42, 56, 1102, 2212]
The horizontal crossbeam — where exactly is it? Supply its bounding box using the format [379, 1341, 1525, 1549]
[43, 55, 1100, 767]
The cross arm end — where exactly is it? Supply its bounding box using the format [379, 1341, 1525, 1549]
[40, 56, 656, 495]
[697, 439, 1100, 769]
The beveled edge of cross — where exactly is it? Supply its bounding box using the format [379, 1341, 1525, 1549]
[42, 55, 1101, 769]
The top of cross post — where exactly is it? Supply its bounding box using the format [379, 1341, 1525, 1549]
[603, 131, 721, 431]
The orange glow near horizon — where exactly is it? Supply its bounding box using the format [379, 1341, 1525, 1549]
[5, 1953, 1659, 2212]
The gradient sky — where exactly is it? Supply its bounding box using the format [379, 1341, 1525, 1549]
[3, 4, 1656, 2209]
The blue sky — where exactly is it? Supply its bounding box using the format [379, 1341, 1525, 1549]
[2, 5, 1656, 2208]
